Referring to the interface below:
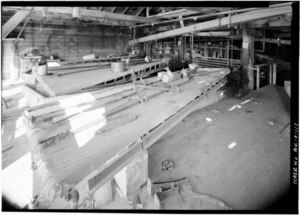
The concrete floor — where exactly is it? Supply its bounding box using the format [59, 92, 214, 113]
[148, 85, 291, 210]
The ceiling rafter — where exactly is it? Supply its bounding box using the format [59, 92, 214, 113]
[111, 7, 116, 13]
[129, 5, 292, 44]
[135, 7, 145, 16]
[122, 7, 129, 14]
[5, 7, 158, 24]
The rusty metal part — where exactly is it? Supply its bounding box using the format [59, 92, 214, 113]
[161, 159, 174, 172]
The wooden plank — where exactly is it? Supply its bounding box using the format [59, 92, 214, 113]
[148, 9, 198, 19]
[195, 31, 230, 37]
[22, 86, 47, 107]
[37, 61, 163, 96]
[122, 7, 129, 14]
[135, 7, 145, 16]
[255, 53, 291, 70]
[129, 6, 292, 45]
[110, 7, 116, 13]
[2, 10, 31, 39]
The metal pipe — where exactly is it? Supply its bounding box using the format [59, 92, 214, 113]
[131, 7, 260, 29]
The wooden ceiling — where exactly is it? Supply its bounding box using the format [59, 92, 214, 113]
[2, 5, 292, 40]
[2, 7, 240, 27]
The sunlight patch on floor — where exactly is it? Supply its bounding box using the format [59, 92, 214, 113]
[2, 152, 33, 208]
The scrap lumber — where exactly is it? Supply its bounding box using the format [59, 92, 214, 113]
[37, 61, 163, 96]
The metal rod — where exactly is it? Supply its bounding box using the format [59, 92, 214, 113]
[131, 7, 259, 28]
[15, 18, 30, 44]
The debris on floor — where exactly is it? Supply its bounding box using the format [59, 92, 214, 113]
[155, 178, 233, 210]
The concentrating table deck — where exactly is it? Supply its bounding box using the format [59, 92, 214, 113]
[28, 68, 229, 202]
[37, 61, 163, 96]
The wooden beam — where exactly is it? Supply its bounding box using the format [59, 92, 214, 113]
[129, 6, 292, 45]
[255, 38, 291, 45]
[2, 9, 31, 39]
[148, 9, 198, 19]
[135, 7, 145, 16]
[178, 15, 184, 28]
[122, 7, 129, 14]
[10, 7, 157, 23]
[248, 16, 291, 28]
[146, 7, 149, 17]
[182, 7, 232, 14]
[111, 7, 116, 13]
[195, 31, 230, 37]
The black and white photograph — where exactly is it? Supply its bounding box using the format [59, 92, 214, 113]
[1, 1, 298, 213]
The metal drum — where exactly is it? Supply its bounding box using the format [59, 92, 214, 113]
[111, 62, 125, 73]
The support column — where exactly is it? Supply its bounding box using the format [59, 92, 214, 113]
[256, 66, 260, 90]
[177, 36, 184, 61]
[269, 64, 273, 85]
[272, 63, 277, 85]
[241, 26, 255, 89]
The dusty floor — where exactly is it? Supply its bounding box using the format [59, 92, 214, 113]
[148, 85, 291, 210]
[2, 80, 291, 211]
[2, 80, 43, 208]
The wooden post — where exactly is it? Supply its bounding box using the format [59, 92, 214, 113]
[227, 37, 230, 67]
[272, 63, 277, 85]
[241, 27, 254, 89]
[204, 42, 208, 59]
[190, 34, 194, 62]
[269, 64, 273, 85]
[177, 36, 183, 61]
[256, 66, 260, 90]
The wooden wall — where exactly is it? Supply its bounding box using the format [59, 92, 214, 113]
[16, 23, 130, 61]
[0, 23, 130, 79]
[2, 39, 21, 80]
